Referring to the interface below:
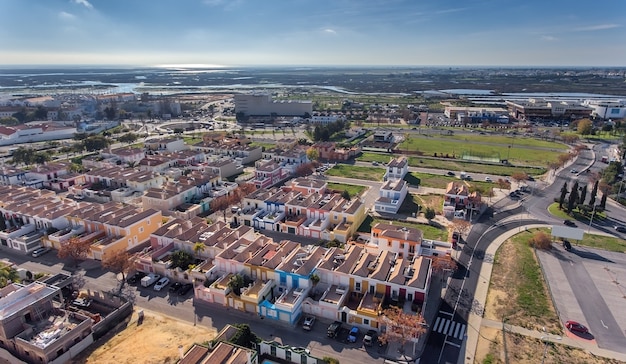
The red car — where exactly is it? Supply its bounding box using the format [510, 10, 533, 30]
[566, 321, 588, 334]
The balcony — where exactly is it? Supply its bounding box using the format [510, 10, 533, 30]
[48, 226, 85, 244]
[0, 223, 36, 240]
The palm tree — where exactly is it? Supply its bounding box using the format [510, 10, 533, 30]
[193, 242, 206, 258]
[0, 262, 19, 288]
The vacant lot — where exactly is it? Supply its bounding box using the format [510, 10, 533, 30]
[357, 215, 447, 240]
[71, 310, 216, 364]
[476, 328, 623, 364]
[484, 230, 560, 333]
[326, 164, 386, 181]
[327, 182, 367, 197]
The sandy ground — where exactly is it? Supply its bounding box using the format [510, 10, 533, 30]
[71, 309, 217, 364]
[475, 239, 622, 363]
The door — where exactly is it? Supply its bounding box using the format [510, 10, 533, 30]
[341, 311, 347, 323]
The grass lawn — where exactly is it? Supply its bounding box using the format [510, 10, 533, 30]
[182, 136, 203, 145]
[547, 202, 607, 225]
[415, 194, 444, 215]
[326, 164, 386, 181]
[577, 233, 626, 253]
[357, 215, 447, 240]
[357, 152, 546, 176]
[486, 229, 561, 332]
[326, 183, 367, 198]
[248, 141, 277, 150]
[404, 171, 493, 194]
[398, 135, 563, 166]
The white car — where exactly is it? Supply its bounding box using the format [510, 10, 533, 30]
[484, 177, 492, 182]
[32, 247, 50, 257]
[153, 277, 170, 291]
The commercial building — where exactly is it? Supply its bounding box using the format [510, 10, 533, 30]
[505, 99, 592, 121]
[234, 93, 312, 117]
[583, 99, 626, 120]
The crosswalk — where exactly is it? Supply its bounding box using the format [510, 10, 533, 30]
[432, 316, 466, 340]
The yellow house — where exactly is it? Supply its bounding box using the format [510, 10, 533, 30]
[65, 202, 162, 260]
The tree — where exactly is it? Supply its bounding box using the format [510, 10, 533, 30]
[511, 171, 528, 185]
[567, 184, 579, 214]
[450, 219, 471, 238]
[306, 147, 319, 162]
[378, 306, 427, 348]
[57, 236, 92, 267]
[579, 186, 587, 205]
[424, 207, 436, 221]
[0, 116, 20, 126]
[0, 262, 19, 288]
[431, 254, 457, 274]
[102, 250, 134, 291]
[577, 119, 593, 135]
[559, 182, 568, 209]
[310, 273, 320, 286]
[529, 231, 552, 250]
[341, 190, 351, 200]
[171, 250, 195, 270]
[104, 106, 117, 120]
[83, 135, 111, 152]
[496, 178, 511, 190]
[294, 162, 315, 177]
[600, 191, 608, 209]
[227, 274, 245, 296]
[118, 133, 138, 144]
[589, 180, 599, 207]
[193, 242, 206, 258]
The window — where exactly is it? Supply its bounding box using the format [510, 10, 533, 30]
[400, 243, 404, 249]
[364, 319, 369, 325]
[139, 227, 144, 233]
[355, 282, 361, 292]
[387, 241, 391, 247]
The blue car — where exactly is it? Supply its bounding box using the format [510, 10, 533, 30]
[347, 326, 359, 343]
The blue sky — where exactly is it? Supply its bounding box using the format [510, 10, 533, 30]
[0, 0, 624, 67]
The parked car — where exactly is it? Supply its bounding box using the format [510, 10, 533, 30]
[178, 283, 194, 296]
[169, 282, 183, 293]
[72, 297, 92, 308]
[127, 271, 146, 284]
[484, 176, 492, 182]
[570, 169, 578, 174]
[446, 171, 455, 176]
[347, 326, 360, 343]
[363, 329, 377, 346]
[303, 316, 316, 331]
[327, 321, 342, 338]
[153, 277, 170, 291]
[562, 240, 572, 251]
[564, 220, 577, 227]
[372, 161, 379, 166]
[566, 321, 589, 334]
[31, 247, 50, 258]
[614, 225, 626, 233]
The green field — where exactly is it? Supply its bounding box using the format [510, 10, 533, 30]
[357, 152, 547, 176]
[404, 171, 494, 194]
[326, 183, 367, 197]
[398, 134, 564, 166]
[357, 216, 448, 240]
[325, 164, 386, 181]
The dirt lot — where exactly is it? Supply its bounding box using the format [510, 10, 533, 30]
[71, 309, 216, 364]
[475, 235, 619, 364]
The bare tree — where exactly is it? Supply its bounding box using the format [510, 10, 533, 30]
[378, 306, 427, 350]
[57, 236, 92, 267]
[102, 250, 135, 292]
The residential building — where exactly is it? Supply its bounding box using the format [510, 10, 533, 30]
[310, 115, 342, 124]
[374, 179, 408, 214]
[384, 156, 408, 181]
[310, 142, 361, 161]
[0, 282, 95, 364]
[144, 137, 187, 152]
[0, 166, 26, 186]
[24, 162, 70, 188]
[194, 140, 262, 165]
[443, 182, 482, 219]
[101, 147, 145, 165]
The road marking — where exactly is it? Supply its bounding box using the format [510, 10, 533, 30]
[443, 320, 450, 334]
[434, 317, 442, 331]
[439, 311, 453, 317]
[601, 320, 608, 329]
[444, 340, 461, 348]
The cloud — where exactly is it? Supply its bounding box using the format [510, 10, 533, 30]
[434, 7, 467, 15]
[541, 35, 558, 41]
[72, 0, 93, 9]
[322, 28, 337, 35]
[59, 11, 76, 20]
[575, 24, 620, 31]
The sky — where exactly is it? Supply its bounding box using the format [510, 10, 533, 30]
[0, 0, 625, 67]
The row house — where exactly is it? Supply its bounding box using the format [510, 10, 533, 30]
[144, 137, 187, 152]
[201, 156, 244, 179]
[310, 142, 361, 161]
[261, 147, 309, 175]
[23, 162, 70, 189]
[253, 160, 289, 189]
[64, 202, 162, 260]
[141, 181, 197, 212]
[242, 178, 366, 243]
[0, 282, 95, 364]
[101, 147, 145, 165]
[82, 166, 165, 192]
[371, 222, 452, 259]
[384, 156, 408, 181]
[168, 149, 206, 167]
[0, 167, 26, 186]
[443, 182, 483, 219]
[138, 154, 178, 172]
[0, 186, 77, 253]
[310, 244, 432, 333]
[374, 179, 408, 214]
[194, 140, 262, 165]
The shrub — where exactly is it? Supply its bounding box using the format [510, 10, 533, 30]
[529, 231, 552, 250]
[323, 357, 340, 364]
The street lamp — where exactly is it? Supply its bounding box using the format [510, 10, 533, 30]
[541, 335, 562, 364]
[588, 203, 597, 233]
